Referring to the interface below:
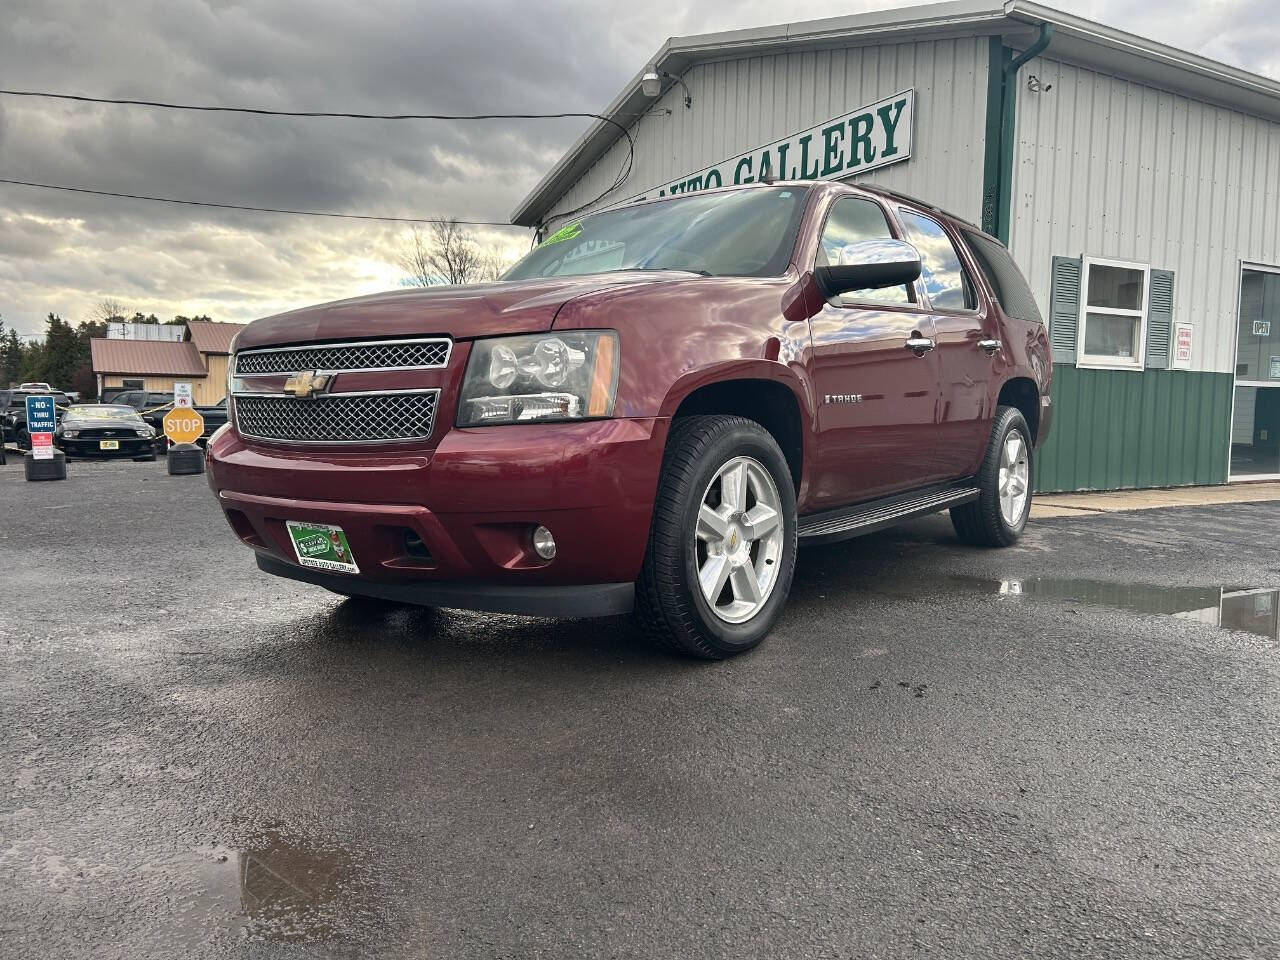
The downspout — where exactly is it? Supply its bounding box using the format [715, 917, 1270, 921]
[989, 22, 1053, 244]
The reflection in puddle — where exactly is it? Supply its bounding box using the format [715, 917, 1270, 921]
[190, 828, 369, 943]
[962, 577, 1279, 641]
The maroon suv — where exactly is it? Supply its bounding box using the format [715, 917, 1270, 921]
[207, 181, 1051, 658]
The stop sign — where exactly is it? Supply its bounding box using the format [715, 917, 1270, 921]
[163, 407, 204, 445]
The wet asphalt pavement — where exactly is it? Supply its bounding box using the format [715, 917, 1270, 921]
[2, 456, 1278, 959]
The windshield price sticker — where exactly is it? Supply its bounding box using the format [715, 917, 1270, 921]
[540, 222, 582, 247]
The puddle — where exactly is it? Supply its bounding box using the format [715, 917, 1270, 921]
[957, 577, 1280, 641]
[183, 828, 371, 944]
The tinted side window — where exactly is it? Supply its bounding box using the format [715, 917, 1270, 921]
[962, 230, 1043, 324]
[817, 197, 910, 305]
[898, 210, 975, 311]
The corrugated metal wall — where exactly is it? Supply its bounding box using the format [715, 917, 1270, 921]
[546, 37, 991, 227]
[1009, 54, 1280, 375]
[1035, 367, 1233, 492]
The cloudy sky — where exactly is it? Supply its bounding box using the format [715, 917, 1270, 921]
[1, 0, 1276, 338]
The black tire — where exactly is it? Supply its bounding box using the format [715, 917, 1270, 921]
[635, 415, 798, 659]
[951, 405, 1033, 547]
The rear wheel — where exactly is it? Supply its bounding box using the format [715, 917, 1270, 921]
[951, 405, 1033, 547]
[635, 415, 797, 659]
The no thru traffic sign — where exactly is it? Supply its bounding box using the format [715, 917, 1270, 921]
[164, 408, 204, 445]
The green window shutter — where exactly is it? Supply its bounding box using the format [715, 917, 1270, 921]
[1048, 256, 1081, 364]
[1145, 269, 1174, 368]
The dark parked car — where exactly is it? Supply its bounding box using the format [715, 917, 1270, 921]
[109, 390, 228, 447]
[54, 404, 158, 460]
[208, 180, 1052, 658]
[2, 389, 73, 447]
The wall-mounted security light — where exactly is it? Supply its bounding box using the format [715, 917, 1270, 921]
[639, 68, 692, 108]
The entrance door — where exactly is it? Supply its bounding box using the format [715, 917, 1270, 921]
[807, 195, 941, 508]
[1231, 265, 1280, 480]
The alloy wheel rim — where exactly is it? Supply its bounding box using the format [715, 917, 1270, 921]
[694, 456, 784, 624]
[998, 431, 1030, 526]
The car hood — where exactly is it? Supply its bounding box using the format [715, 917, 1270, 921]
[235, 273, 697, 350]
[62, 416, 146, 430]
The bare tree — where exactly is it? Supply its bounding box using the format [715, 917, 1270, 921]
[92, 298, 130, 323]
[399, 219, 484, 286]
[477, 249, 516, 282]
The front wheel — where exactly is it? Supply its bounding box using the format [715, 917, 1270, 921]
[951, 405, 1033, 547]
[635, 415, 797, 659]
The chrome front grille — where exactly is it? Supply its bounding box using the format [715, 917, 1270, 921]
[234, 338, 451, 375]
[234, 391, 439, 444]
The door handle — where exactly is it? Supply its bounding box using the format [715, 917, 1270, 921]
[904, 335, 935, 355]
[977, 338, 1002, 355]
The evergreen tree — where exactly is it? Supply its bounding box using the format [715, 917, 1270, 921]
[37, 314, 81, 390]
[2, 328, 23, 387]
[18, 340, 44, 383]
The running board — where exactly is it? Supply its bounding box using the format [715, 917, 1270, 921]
[798, 484, 979, 543]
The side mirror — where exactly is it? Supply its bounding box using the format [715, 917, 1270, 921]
[815, 239, 922, 298]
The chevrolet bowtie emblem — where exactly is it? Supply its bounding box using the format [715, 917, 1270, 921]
[283, 371, 331, 398]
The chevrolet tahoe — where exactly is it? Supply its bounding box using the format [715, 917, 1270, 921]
[207, 181, 1051, 658]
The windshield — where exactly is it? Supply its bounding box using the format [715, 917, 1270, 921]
[505, 187, 810, 281]
[66, 405, 139, 420]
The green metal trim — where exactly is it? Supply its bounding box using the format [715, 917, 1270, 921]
[980, 38, 1007, 236]
[997, 24, 1053, 244]
[980, 24, 1052, 243]
[1034, 366, 1233, 493]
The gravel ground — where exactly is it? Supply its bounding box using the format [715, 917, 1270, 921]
[2, 455, 1277, 959]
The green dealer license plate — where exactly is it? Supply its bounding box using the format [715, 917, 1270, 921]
[286, 520, 359, 574]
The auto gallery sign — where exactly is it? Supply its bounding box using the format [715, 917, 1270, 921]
[643, 89, 913, 199]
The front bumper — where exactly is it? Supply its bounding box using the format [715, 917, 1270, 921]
[256, 553, 634, 617]
[206, 418, 668, 614]
[56, 436, 155, 458]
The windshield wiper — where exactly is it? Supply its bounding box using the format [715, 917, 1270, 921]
[612, 267, 712, 277]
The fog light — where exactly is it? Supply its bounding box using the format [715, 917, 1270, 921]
[532, 525, 556, 560]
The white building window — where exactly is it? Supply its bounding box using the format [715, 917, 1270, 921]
[1077, 257, 1149, 369]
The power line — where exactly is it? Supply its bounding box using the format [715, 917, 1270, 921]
[0, 88, 637, 221]
[0, 177, 523, 227]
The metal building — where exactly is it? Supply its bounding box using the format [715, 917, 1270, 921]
[513, 0, 1280, 492]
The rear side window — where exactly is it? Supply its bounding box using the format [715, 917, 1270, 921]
[962, 230, 1043, 324]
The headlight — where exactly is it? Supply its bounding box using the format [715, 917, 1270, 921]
[458, 331, 618, 426]
[62, 429, 79, 438]
[137, 426, 155, 438]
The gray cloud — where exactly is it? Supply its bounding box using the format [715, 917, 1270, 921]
[0, 0, 1274, 337]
